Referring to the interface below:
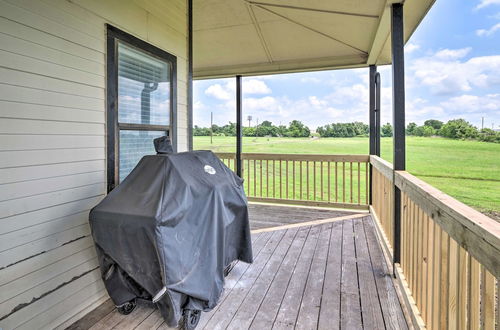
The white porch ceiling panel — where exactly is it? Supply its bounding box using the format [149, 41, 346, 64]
[193, 0, 436, 78]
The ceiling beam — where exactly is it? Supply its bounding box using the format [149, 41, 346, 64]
[251, 3, 367, 55]
[367, 0, 392, 65]
[246, 1, 379, 19]
[194, 54, 368, 79]
[246, 3, 274, 63]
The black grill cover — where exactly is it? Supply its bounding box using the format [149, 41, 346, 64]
[89, 151, 252, 327]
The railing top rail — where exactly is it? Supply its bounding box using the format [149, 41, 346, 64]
[215, 152, 369, 162]
[370, 155, 393, 180]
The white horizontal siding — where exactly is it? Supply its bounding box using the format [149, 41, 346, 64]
[0, 0, 188, 328]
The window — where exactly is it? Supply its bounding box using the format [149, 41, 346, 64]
[106, 25, 176, 191]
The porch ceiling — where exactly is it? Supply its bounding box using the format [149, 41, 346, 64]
[193, 0, 435, 78]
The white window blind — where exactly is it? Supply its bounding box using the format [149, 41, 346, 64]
[117, 42, 171, 181]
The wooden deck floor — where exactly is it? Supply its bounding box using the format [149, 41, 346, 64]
[68, 205, 407, 330]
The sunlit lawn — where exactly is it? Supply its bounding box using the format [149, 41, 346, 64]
[194, 136, 500, 215]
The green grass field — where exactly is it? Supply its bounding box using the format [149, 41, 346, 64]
[194, 136, 500, 217]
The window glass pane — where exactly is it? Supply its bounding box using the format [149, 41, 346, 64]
[118, 42, 170, 126]
[119, 130, 165, 182]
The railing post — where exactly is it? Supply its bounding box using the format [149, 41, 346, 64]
[236, 75, 243, 178]
[391, 3, 405, 272]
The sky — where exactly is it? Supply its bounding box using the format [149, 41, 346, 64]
[193, 0, 500, 130]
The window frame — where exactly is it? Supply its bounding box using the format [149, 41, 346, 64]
[106, 24, 177, 192]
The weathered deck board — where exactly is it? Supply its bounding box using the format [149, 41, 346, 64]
[272, 225, 321, 329]
[66, 205, 407, 330]
[225, 228, 299, 329]
[340, 220, 363, 329]
[247, 203, 357, 230]
[317, 220, 343, 330]
[353, 218, 386, 329]
[248, 227, 310, 330]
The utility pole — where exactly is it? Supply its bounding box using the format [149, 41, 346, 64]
[482, 117, 484, 130]
[210, 111, 213, 144]
[247, 115, 252, 127]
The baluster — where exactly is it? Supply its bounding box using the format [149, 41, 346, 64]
[286, 160, 289, 199]
[342, 162, 346, 203]
[350, 162, 353, 204]
[335, 162, 338, 202]
[273, 160, 276, 197]
[357, 162, 361, 205]
[299, 160, 302, 199]
[266, 160, 269, 197]
[321, 161, 324, 201]
[260, 159, 263, 197]
[306, 161, 309, 200]
[279, 159, 282, 199]
[253, 159, 256, 197]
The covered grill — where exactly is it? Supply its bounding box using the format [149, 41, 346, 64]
[89, 143, 252, 328]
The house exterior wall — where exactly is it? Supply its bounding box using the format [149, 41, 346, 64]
[0, 0, 188, 329]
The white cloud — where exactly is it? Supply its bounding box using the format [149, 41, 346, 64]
[434, 47, 471, 60]
[476, 22, 500, 36]
[405, 43, 420, 54]
[410, 48, 500, 95]
[204, 79, 271, 100]
[476, 0, 500, 10]
[205, 83, 232, 100]
[243, 79, 272, 94]
[440, 94, 500, 113]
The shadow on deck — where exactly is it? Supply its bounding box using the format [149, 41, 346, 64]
[67, 204, 408, 330]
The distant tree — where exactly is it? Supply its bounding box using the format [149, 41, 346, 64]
[414, 125, 436, 137]
[316, 122, 368, 137]
[406, 122, 418, 135]
[478, 128, 500, 143]
[255, 120, 278, 137]
[381, 123, 393, 137]
[242, 126, 256, 137]
[424, 119, 444, 130]
[276, 125, 288, 137]
[439, 119, 478, 139]
[193, 125, 211, 136]
[286, 120, 310, 137]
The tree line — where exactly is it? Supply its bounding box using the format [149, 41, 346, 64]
[405, 119, 499, 143]
[193, 120, 311, 138]
[193, 118, 500, 143]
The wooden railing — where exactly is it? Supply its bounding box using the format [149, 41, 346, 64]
[216, 153, 369, 210]
[371, 156, 394, 250]
[370, 155, 500, 329]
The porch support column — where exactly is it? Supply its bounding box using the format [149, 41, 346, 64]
[375, 72, 381, 156]
[391, 2, 405, 271]
[236, 75, 243, 177]
[369, 65, 377, 155]
[369, 65, 377, 205]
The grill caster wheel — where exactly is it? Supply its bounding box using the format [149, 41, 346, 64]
[181, 309, 201, 330]
[117, 299, 137, 315]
